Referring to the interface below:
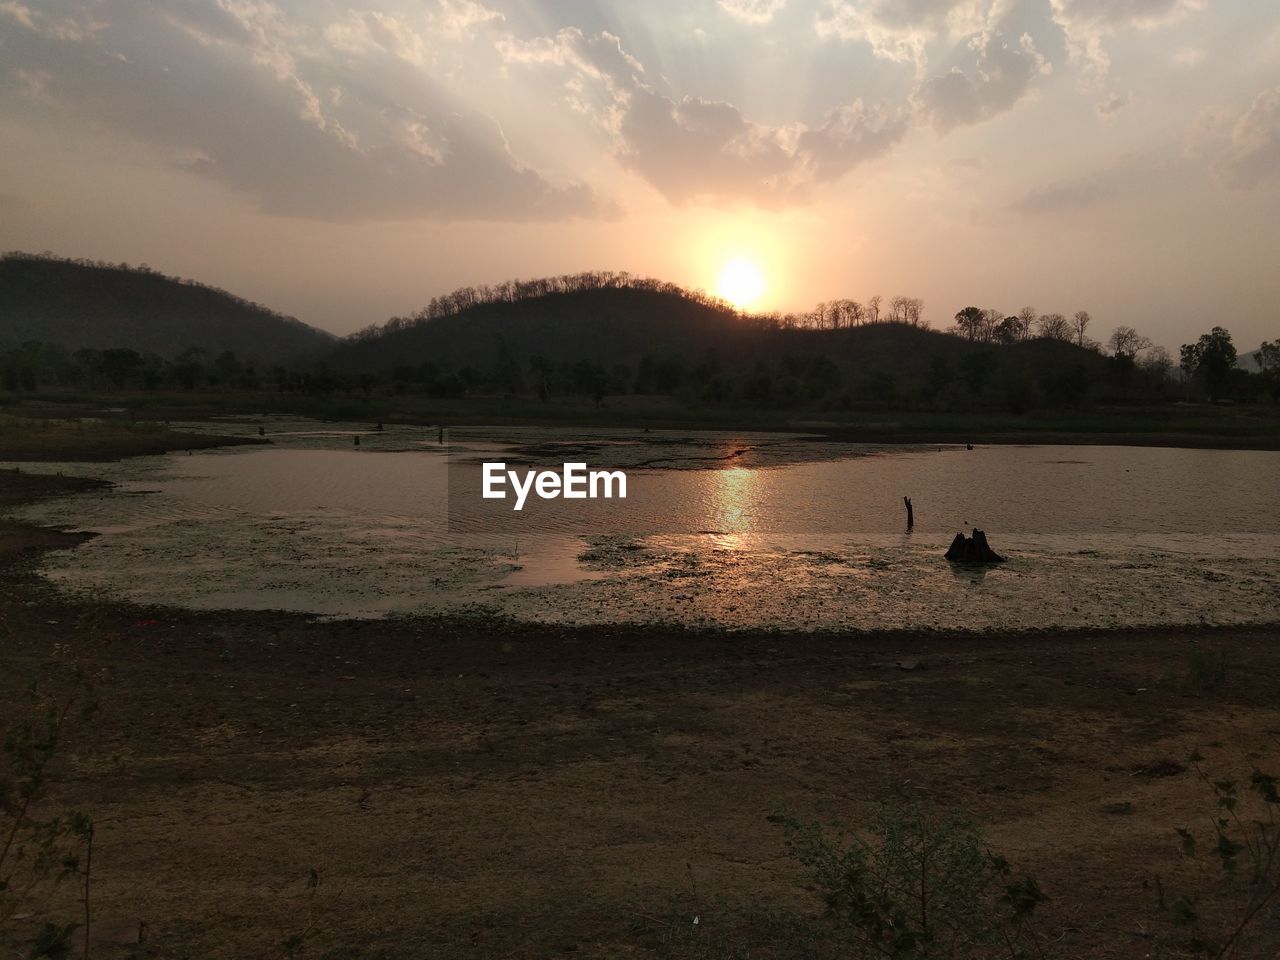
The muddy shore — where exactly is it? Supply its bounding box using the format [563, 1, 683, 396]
[1, 464, 1278, 959]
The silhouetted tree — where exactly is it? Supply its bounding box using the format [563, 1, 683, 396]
[742, 361, 773, 402]
[1072, 310, 1091, 347]
[1258, 340, 1280, 403]
[100, 348, 143, 390]
[927, 355, 954, 403]
[1037, 313, 1071, 341]
[1108, 326, 1151, 359]
[960, 350, 993, 396]
[1138, 346, 1174, 394]
[1044, 363, 1091, 409]
[1017, 306, 1037, 341]
[953, 306, 985, 341]
[1180, 326, 1237, 401]
[492, 337, 522, 398]
[995, 316, 1022, 345]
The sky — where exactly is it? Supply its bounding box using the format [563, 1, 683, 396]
[1, 0, 1278, 351]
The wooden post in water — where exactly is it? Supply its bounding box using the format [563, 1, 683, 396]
[903, 496, 913, 530]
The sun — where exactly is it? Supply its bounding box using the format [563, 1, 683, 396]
[718, 257, 765, 309]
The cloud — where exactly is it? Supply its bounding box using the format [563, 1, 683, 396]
[0, 0, 98, 41]
[617, 89, 907, 205]
[1095, 90, 1130, 121]
[1182, 106, 1232, 158]
[1011, 171, 1115, 214]
[1048, 0, 1206, 75]
[1213, 86, 1280, 190]
[795, 101, 911, 182]
[1172, 46, 1206, 67]
[432, 0, 504, 41]
[914, 30, 1049, 133]
[815, 0, 990, 69]
[325, 10, 434, 69]
[0, 0, 608, 222]
[617, 90, 798, 204]
[502, 26, 907, 206]
[718, 0, 788, 25]
[1011, 153, 1175, 214]
[496, 27, 643, 96]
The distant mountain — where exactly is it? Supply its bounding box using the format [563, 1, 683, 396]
[1237, 345, 1267, 374]
[0, 252, 335, 363]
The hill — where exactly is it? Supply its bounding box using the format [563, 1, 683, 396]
[333, 278, 749, 373]
[331, 275, 1112, 410]
[0, 252, 335, 363]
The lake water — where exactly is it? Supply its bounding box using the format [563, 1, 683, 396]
[8, 418, 1279, 630]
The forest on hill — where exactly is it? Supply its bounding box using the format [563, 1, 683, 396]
[1, 257, 1276, 415]
[0, 252, 334, 364]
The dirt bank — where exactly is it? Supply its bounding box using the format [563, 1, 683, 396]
[0, 412, 266, 461]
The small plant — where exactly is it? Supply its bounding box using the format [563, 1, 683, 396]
[0, 667, 97, 958]
[771, 803, 1048, 959]
[1186, 647, 1228, 691]
[1164, 753, 1280, 958]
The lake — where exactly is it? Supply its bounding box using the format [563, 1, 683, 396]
[8, 418, 1279, 630]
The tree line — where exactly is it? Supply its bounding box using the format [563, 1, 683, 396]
[5, 322, 1275, 411]
[349, 272, 934, 343]
[948, 304, 1119, 348]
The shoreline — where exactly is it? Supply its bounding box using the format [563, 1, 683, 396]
[6, 399, 1279, 453]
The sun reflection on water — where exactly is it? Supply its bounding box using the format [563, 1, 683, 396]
[710, 465, 757, 535]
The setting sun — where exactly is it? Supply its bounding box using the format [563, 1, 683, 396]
[718, 258, 765, 309]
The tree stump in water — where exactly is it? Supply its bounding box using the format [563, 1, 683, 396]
[945, 529, 1005, 564]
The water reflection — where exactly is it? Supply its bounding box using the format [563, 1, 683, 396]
[948, 561, 992, 584]
[710, 466, 757, 534]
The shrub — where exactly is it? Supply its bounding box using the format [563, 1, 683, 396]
[771, 803, 1047, 959]
[1164, 755, 1280, 957]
